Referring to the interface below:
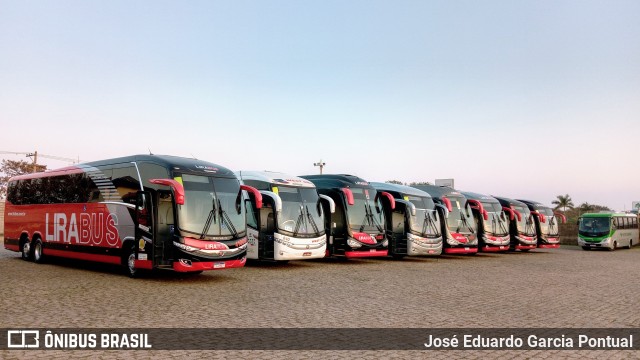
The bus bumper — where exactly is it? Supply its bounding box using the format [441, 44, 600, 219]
[407, 234, 443, 256]
[444, 247, 478, 254]
[172, 257, 246, 272]
[345, 249, 388, 258]
[538, 244, 560, 249]
[515, 244, 537, 250]
[480, 245, 509, 252]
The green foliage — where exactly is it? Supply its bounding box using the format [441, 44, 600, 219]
[0, 159, 47, 198]
[385, 180, 404, 185]
[551, 194, 574, 212]
[409, 181, 431, 186]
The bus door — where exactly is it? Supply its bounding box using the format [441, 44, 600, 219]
[135, 191, 158, 268]
[258, 199, 276, 259]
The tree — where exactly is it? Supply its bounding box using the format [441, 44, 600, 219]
[552, 194, 574, 212]
[409, 181, 431, 186]
[385, 180, 404, 185]
[0, 159, 47, 198]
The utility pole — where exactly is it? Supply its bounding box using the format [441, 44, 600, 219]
[313, 159, 326, 174]
[26, 151, 38, 173]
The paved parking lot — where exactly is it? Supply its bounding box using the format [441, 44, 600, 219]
[1, 237, 638, 359]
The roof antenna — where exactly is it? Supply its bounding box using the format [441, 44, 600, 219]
[148, 148, 153, 155]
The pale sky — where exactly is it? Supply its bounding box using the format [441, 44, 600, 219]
[1, 0, 639, 211]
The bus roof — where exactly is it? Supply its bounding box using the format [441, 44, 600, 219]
[460, 191, 500, 204]
[370, 182, 433, 198]
[580, 212, 636, 218]
[516, 199, 551, 210]
[10, 154, 236, 181]
[299, 174, 372, 190]
[237, 171, 315, 188]
[493, 196, 529, 209]
[410, 184, 463, 199]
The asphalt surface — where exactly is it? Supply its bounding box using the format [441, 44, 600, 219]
[1, 237, 638, 359]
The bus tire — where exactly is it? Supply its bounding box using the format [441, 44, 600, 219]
[32, 239, 44, 263]
[21, 240, 32, 261]
[626, 240, 633, 249]
[609, 241, 617, 251]
[125, 245, 138, 278]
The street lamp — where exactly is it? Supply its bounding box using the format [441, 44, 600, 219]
[313, 160, 326, 174]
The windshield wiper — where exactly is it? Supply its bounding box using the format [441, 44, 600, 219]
[217, 198, 238, 238]
[421, 210, 439, 236]
[293, 205, 306, 237]
[459, 212, 475, 234]
[200, 197, 217, 239]
[305, 205, 320, 235]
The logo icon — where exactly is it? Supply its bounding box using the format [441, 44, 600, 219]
[7, 330, 40, 349]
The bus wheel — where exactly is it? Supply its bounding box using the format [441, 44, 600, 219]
[126, 246, 138, 278]
[21, 241, 31, 261]
[33, 239, 44, 263]
[609, 241, 617, 251]
[627, 240, 633, 249]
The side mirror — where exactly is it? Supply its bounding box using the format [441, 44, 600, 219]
[319, 194, 336, 214]
[149, 179, 185, 205]
[436, 203, 449, 219]
[259, 191, 282, 213]
[467, 199, 488, 221]
[441, 196, 453, 212]
[377, 191, 396, 210]
[240, 184, 263, 209]
[554, 212, 567, 224]
[395, 199, 416, 216]
[341, 188, 354, 206]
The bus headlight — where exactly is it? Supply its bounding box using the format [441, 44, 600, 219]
[347, 238, 362, 249]
[600, 237, 610, 244]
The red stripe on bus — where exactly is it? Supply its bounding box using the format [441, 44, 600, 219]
[44, 249, 122, 265]
[538, 244, 560, 249]
[480, 245, 508, 252]
[516, 244, 537, 250]
[344, 250, 388, 258]
[172, 258, 246, 272]
[134, 260, 153, 269]
[444, 247, 478, 254]
[5, 244, 20, 251]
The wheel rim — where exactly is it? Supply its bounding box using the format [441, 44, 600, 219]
[22, 242, 30, 258]
[34, 242, 42, 261]
[128, 253, 136, 275]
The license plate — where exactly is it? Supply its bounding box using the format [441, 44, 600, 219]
[370, 249, 376, 252]
[303, 252, 311, 256]
[464, 247, 469, 250]
[499, 246, 505, 250]
[214, 262, 225, 269]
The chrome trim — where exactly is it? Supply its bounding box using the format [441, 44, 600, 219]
[260, 191, 282, 213]
[131, 161, 143, 191]
[319, 194, 335, 214]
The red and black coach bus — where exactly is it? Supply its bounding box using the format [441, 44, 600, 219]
[4, 155, 261, 276]
[516, 199, 566, 249]
[460, 192, 510, 252]
[410, 185, 478, 254]
[493, 197, 538, 251]
[371, 182, 443, 258]
[300, 174, 389, 258]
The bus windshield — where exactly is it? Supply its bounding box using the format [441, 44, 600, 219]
[579, 217, 611, 237]
[177, 174, 245, 238]
[347, 188, 385, 234]
[537, 207, 559, 236]
[512, 205, 536, 236]
[406, 195, 440, 237]
[276, 186, 324, 236]
[481, 201, 509, 236]
[446, 196, 476, 234]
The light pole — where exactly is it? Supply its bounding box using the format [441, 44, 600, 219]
[313, 160, 326, 174]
